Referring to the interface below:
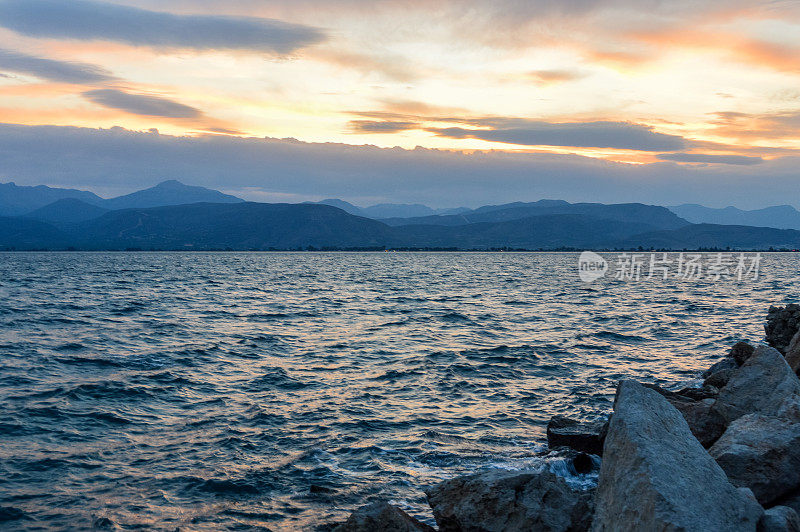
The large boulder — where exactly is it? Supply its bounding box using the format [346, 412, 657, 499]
[592, 381, 763, 531]
[333, 501, 435, 532]
[713, 346, 800, 425]
[710, 414, 800, 506]
[766, 304, 800, 354]
[546, 416, 607, 456]
[425, 467, 594, 532]
[785, 331, 800, 374]
[758, 506, 800, 532]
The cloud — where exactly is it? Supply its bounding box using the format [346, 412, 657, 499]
[348, 120, 418, 133]
[310, 49, 419, 82]
[709, 111, 800, 141]
[0, 0, 325, 54]
[657, 153, 764, 165]
[82, 89, 203, 118]
[0, 48, 115, 84]
[0, 122, 797, 209]
[428, 120, 686, 151]
[527, 69, 586, 85]
[345, 112, 689, 152]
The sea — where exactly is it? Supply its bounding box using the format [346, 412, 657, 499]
[1, 251, 798, 530]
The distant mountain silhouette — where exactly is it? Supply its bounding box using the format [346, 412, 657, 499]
[3, 182, 800, 251]
[380, 200, 689, 231]
[390, 214, 665, 249]
[0, 182, 104, 216]
[103, 180, 244, 210]
[316, 199, 363, 215]
[361, 203, 437, 218]
[7, 179, 245, 222]
[669, 204, 800, 230]
[25, 198, 110, 224]
[73, 202, 392, 250]
[314, 199, 469, 219]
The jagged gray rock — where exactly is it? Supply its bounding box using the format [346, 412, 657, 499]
[425, 467, 594, 532]
[333, 501, 435, 532]
[731, 341, 757, 366]
[785, 331, 800, 374]
[713, 345, 800, 425]
[758, 506, 800, 532]
[592, 380, 763, 531]
[705, 368, 736, 389]
[710, 414, 800, 506]
[766, 305, 800, 354]
[704, 357, 739, 378]
[644, 383, 726, 447]
[670, 396, 727, 447]
[546, 416, 607, 455]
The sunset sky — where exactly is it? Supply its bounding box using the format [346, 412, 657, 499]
[1, 0, 799, 206]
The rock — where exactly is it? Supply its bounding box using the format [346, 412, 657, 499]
[731, 341, 757, 366]
[592, 381, 763, 531]
[704, 357, 739, 378]
[778, 493, 800, 521]
[425, 467, 594, 532]
[676, 384, 719, 400]
[705, 368, 736, 389]
[713, 345, 800, 425]
[785, 331, 800, 374]
[766, 304, 800, 354]
[644, 383, 726, 447]
[333, 501, 435, 532]
[778, 396, 800, 421]
[710, 414, 800, 506]
[546, 416, 607, 455]
[758, 506, 800, 532]
[670, 396, 727, 447]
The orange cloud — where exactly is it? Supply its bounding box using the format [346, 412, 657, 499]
[526, 69, 586, 85]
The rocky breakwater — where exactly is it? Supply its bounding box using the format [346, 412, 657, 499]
[332, 304, 800, 531]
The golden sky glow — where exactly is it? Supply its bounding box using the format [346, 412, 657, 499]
[0, 0, 799, 205]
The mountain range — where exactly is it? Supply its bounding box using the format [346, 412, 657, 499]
[0, 179, 242, 218]
[668, 204, 800, 230]
[1, 180, 799, 251]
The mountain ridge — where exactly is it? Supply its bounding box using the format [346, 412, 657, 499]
[668, 204, 800, 230]
[1, 201, 798, 251]
[1, 180, 245, 220]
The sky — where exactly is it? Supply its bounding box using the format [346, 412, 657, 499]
[0, 0, 799, 207]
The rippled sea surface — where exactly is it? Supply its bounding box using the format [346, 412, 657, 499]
[1, 251, 799, 530]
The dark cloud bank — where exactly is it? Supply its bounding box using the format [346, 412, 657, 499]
[0, 123, 797, 208]
[0, 0, 325, 54]
[428, 120, 686, 151]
